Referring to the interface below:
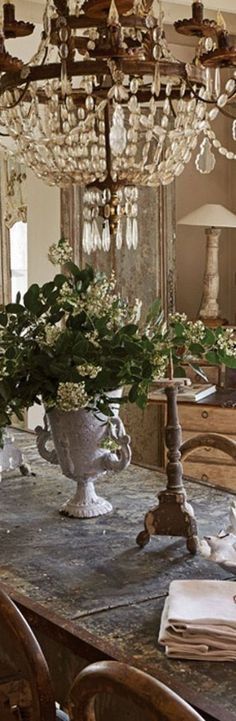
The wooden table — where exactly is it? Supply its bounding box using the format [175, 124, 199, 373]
[0, 430, 236, 721]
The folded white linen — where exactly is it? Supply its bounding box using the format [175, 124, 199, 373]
[158, 579, 236, 661]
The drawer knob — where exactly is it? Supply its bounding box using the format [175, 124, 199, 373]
[201, 473, 209, 482]
[201, 410, 209, 419]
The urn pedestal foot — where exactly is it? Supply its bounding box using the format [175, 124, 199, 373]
[60, 480, 113, 518]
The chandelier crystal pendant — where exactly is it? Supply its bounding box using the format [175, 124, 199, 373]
[175, 1, 236, 176]
[0, 0, 235, 252]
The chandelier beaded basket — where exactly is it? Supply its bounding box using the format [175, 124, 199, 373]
[0, 0, 236, 252]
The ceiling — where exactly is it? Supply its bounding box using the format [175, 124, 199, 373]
[167, 0, 235, 9]
[9, 1, 236, 42]
[19, 0, 236, 12]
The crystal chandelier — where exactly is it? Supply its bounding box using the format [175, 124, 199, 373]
[0, 0, 235, 253]
[175, 2, 236, 177]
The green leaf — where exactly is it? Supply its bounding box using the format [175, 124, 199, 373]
[23, 285, 44, 315]
[172, 322, 186, 337]
[136, 391, 148, 409]
[24, 284, 40, 305]
[128, 384, 139, 403]
[5, 303, 25, 315]
[5, 346, 17, 359]
[0, 312, 7, 326]
[205, 351, 220, 365]
[188, 343, 205, 355]
[222, 355, 236, 369]
[203, 328, 216, 346]
[173, 365, 186, 378]
[42, 281, 56, 298]
[0, 380, 12, 401]
[118, 324, 138, 337]
[0, 411, 10, 425]
[53, 274, 68, 289]
[64, 261, 83, 279]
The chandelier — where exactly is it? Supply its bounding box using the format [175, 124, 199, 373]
[0, 0, 235, 253]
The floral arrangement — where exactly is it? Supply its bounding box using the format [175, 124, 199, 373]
[0, 238, 235, 443]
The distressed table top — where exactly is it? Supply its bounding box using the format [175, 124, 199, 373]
[0, 430, 235, 721]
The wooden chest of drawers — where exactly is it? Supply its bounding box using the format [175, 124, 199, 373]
[121, 390, 236, 493]
[178, 403, 236, 492]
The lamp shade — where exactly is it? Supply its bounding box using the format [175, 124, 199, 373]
[178, 204, 236, 228]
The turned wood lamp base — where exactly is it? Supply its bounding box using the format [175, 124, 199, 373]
[136, 384, 198, 555]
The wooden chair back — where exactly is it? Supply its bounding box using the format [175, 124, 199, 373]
[68, 660, 205, 721]
[0, 586, 56, 721]
[0, 587, 205, 721]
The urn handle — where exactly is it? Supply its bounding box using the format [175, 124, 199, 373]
[103, 417, 131, 473]
[35, 415, 58, 465]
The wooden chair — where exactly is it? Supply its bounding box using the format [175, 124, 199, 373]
[0, 587, 204, 721]
[68, 660, 205, 721]
[0, 586, 56, 721]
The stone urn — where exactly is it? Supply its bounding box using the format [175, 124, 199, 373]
[35, 397, 131, 518]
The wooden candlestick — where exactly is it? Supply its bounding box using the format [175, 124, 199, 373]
[192, 0, 204, 23]
[136, 384, 198, 554]
[3, 2, 15, 26]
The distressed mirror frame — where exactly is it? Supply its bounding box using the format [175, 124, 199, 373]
[61, 183, 176, 318]
[61, 184, 176, 473]
[0, 156, 27, 306]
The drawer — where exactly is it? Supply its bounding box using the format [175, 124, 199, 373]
[178, 404, 236, 434]
[181, 430, 236, 464]
[183, 461, 236, 493]
[185, 366, 219, 386]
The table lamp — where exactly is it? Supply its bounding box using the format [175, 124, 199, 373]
[178, 204, 236, 325]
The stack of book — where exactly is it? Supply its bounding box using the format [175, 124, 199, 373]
[149, 384, 216, 402]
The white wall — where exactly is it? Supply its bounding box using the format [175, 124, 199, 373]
[27, 170, 60, 287]
[27, 170, 60, 429]
[175, 112, 236, 323]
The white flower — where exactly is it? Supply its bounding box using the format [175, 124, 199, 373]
[216, 328, 236, 356]
[185, 320, 205, 344]
[48, 239, 73, 266]
[169, 312, 187, 324]
[77, 363, 102, 379]
[85, 330, 100, 347]
[152, 353, 169, 379]
[45, 326, 61, 346]
[59, 281, 74, 303]
[56, 382, 89, 411]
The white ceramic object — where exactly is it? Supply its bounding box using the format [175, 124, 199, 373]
[0, 431, 30, 479]
[200, 500, 236, 574]
[35, 398, 131, 518]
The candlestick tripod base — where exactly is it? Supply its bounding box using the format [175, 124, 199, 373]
[136, 490, 198, 554]
[136, 384, 198, 555]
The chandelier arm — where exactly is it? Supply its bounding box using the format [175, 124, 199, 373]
[51, 14, 146, 30]
[0, 59, 198, 94]
[186, 80, 236, 111]
[186, 80, 217, 105]
[0, 80, 31, 110]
